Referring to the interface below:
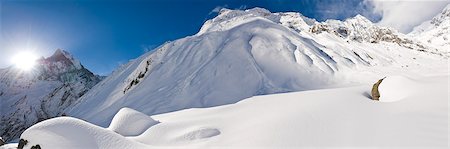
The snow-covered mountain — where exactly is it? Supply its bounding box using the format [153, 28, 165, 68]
[0, 49, 101, 142]
[66, 7, 447, 128]
[410, 4, 450, 55]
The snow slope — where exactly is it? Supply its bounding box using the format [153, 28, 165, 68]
[410, 4, 450, 55]
[67, 7, 447, 128]
[18, 75, 449, 148]
[0, 49, 101, 142]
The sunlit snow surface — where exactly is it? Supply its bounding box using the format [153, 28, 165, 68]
[15, 75, 449, 148]
[66, 7, 448, 128]
[4, 6, 449, 149]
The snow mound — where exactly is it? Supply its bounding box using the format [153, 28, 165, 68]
[378, 76, 417, 102]
[0, 143, 18, 149]
[108, 108, 159, 136]
[20, 117, 145, 149]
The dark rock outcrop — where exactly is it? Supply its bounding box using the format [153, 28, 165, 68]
[18, 139, 28, 149]
[31, 144, 41, 149]
[0, 137, 5, 146]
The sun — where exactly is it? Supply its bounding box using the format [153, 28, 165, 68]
[11, 51, 39, 71]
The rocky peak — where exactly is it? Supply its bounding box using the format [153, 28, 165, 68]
[347, 14, 373, 24]
[0, 49, 101, 142]
[279, 12, 317, 32]
[45, 49, 83, 70]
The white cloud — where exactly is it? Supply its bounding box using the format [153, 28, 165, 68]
[208, 5, 229, 15]
[208, 5, 247, 16]
[367, 0, 450, 33]
[237, 5, 247, 10]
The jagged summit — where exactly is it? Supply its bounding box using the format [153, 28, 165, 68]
[345, 14, 373, 25]
[44, 49, 83, 70]
[0, 49, 101, 142]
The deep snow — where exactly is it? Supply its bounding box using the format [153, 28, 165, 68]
[107, 108, 159, 136]
[3, 6, 449, 149]
[16, 75, 449, 148]
[66, 7, 448, 128]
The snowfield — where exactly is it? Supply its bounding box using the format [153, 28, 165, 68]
[15, 75, 448, 148]
[2, 6, 449, 149]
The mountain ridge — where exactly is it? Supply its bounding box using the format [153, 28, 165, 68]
[0, 49, 101, 142]
[409, 4, 450, 54]
[66, 7, 447, 128]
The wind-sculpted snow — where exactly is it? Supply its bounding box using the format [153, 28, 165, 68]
[18, 75, 449, 148]
[378, 76, 417, 102]
[108, 108, 159, 136]
[67, 7, 448, 128]
[21, 117, 147, 149]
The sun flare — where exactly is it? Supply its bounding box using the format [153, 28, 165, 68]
[11, 51, 39, 71]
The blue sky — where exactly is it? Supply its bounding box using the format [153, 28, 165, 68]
[1, 0, 445, 75]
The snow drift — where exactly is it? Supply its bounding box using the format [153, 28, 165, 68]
[108, 108, 159, 136]
[20, 117, 147, 149]
[377, 76, 418, 102]
[19, 75, 449, 148]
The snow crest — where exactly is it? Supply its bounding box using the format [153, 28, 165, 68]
[378, 76, 417, 102]
[108, 108, 159, 136]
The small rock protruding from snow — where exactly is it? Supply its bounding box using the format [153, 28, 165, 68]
[108, 108, 159, 136]
[377, 76, 416, 102]
[17, 139, 27, 149]
[30, 144, 41, 149]
[371, 77, 385, 101]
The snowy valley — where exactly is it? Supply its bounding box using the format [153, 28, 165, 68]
[1, 5, 449, 149]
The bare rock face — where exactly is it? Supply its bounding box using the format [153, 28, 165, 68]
[371, 78, 385, 100]
[17, 139, 28, 149]
[0, 137, 5, 146]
